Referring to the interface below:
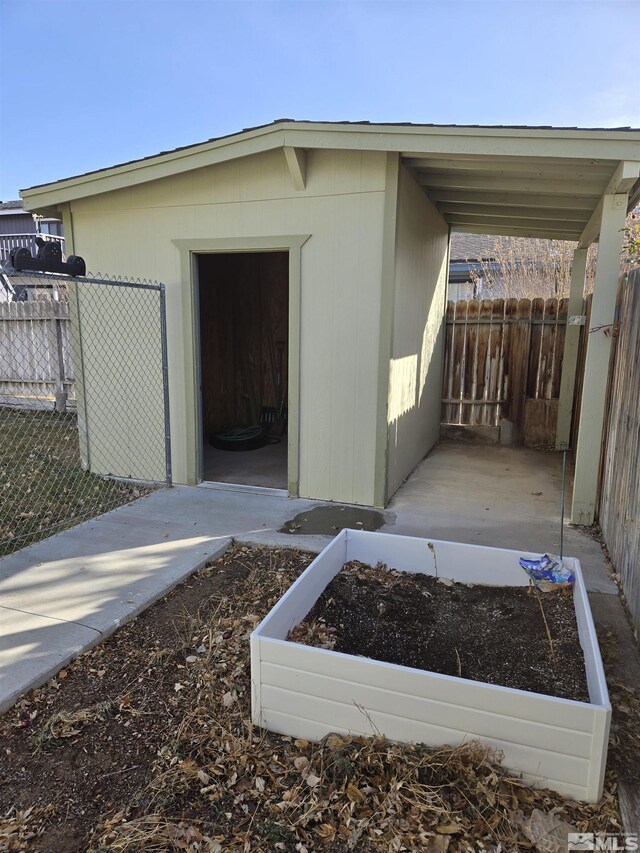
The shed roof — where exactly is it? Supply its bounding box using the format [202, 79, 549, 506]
[21, 119, 640, 245]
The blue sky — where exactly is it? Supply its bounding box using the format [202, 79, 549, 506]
[1, 0, 638, 199]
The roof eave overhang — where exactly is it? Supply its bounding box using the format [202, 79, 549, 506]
[21, 121, 640, 214]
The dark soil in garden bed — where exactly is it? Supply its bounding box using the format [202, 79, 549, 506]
[291, 561, 590, 702]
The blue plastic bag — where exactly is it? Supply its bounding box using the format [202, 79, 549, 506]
[519, 553, 575, 592]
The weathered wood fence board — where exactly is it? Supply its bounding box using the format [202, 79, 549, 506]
[441, 297, 569, 446]
[0, 300, 75, 407]
[599, 269, 640, 631]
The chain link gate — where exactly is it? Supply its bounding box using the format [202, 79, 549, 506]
[0, 270, 171, 557]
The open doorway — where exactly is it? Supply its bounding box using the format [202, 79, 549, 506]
[197, 252, 289, 489]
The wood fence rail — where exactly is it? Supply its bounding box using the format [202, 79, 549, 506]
[441, 297, 570, 446]
[599, 268, 640, 631]
[0, 300, 75, 409]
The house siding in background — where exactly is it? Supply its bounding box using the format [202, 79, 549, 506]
[0, 201, 63, 239]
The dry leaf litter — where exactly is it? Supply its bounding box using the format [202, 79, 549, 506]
[0, 544, 632, 852]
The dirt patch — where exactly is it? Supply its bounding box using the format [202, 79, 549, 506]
[596, 626, 640, 785]
[0, 545, 623, 852]
[291, 561, 589, 701]
[0, 546, 273, 852]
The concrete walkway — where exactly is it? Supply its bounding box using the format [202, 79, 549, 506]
[0, 486, 331, 713]
[0, 441, 634, 719]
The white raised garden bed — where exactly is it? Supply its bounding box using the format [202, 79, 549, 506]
[251, 529, 610, 803]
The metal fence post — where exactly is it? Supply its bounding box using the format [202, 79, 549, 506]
[159, 283, 172, 486]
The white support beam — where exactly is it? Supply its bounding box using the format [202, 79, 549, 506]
[418, 173, 607, 196]
[555, 247, 588, 450]
[438, 203, 588, 224]
[606, 159, 640, 193]
[579, 198, 605, 248]
[428, 189, 599, 210]
[447, 214, 584, 233]
[283, 146, 306, 191]
[579, 161, 640, 247]
[451, 224, 582, 240]
[403, 152, 616, 167]
[571, 193, 629, 524]
[409, 157, 614, 180]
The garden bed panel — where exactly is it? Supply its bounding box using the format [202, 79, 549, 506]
[251, 529, 610, 802]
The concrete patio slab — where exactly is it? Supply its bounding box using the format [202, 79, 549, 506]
[386, 442, 617, 595]
[112, 484, 336, 553]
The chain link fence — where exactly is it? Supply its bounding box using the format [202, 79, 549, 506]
[0, 269, 171, 557]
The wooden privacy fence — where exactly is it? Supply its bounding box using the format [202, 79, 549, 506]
[0, 300, 75, 409]
[599, 268, 640, 632]
[441, 297, 571, 447]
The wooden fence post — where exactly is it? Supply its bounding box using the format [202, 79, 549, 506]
[556, 247, 588, 449]
[54, 301, 68, 413]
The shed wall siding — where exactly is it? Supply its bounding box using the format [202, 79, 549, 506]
[387, 165, 449, 497]
[68, 148, 387, 504]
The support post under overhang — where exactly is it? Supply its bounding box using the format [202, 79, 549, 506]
[571, 193, 628, 525]
[59, 203, 91, 473]
[555, 247, 588, 450]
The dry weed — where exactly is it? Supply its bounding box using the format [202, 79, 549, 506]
[34, 699, 119, 752]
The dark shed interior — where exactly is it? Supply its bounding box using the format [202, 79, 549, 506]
[197, 251, 289, 486]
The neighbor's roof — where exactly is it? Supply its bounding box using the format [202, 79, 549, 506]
[448, 230, 578, 260]
[0, 199, 61, 219]
[21, 119, 640, 244]
[0, 200, 27, 216]
[449, 233, 498, 261]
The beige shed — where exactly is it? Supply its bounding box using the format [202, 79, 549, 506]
[21, 121, 640, 520]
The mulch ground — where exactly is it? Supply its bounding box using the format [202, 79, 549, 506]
[291, 560, 589, 701]
[0, 544, 636, 852]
